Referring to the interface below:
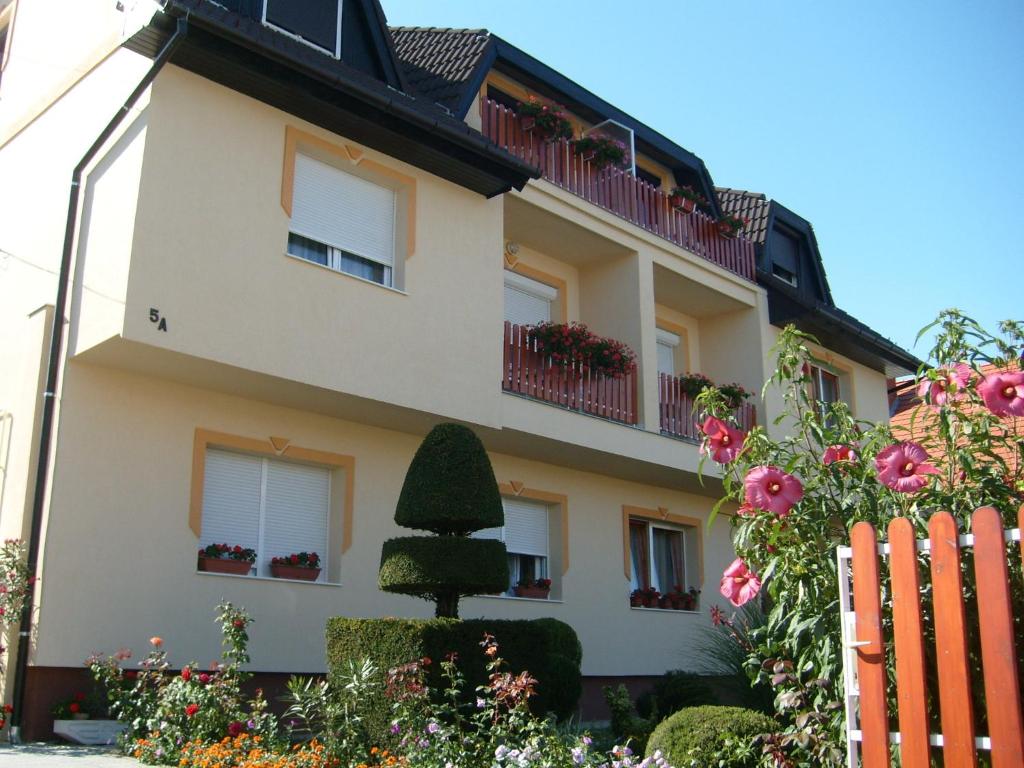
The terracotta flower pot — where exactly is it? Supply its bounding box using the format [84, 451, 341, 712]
[513, 585, 550, 599]
[198, 556, 252, 575]
[641, 595, 658, 608]
[670, 196, 696, 214]
[521, 116, 537, 132]
[630, 594, 643, 608]
[270, 564, 321, 581]
[717, 221, 740, 239]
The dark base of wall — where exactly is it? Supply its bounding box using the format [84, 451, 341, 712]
[21, 667, 673, 740]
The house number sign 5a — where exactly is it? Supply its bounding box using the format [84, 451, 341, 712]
[149, 307, 168, 332]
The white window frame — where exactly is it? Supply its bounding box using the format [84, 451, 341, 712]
[475, 497, 551, 597]
[262, 0, 343, 59]
[200, 450, 332, 583]
[629, 517, 695, 595]
[808, 363, 843, 421]
[656, 327, 681, 377]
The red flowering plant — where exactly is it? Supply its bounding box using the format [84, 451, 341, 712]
[667, 185, 708, 211]
[676, 372, 714, 399]
[695, 312, 1024, 766]
[199, 542, 256, 563]
[716, 212, 748, 238]
[527, 321, 636, 377]
[516, 577, 551, 591]
[571, 133, 630, 170]
[516, 97, 573, 141]
[271, 551, 321, 569]
[717, 382, 752, 410]
[88, 602, 279, 765]
[52, 691, 96, 719]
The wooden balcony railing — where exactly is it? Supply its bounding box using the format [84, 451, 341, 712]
[481, 99, 757, 283]
[502, 322, 639, 426]
[659, 372, 757, 440]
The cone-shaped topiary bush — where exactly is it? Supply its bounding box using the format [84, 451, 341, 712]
[379, 423, 508, 617]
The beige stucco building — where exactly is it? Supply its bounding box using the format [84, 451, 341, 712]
[0, 0, 917, 737]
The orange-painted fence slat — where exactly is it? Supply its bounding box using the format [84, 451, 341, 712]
[887, 517, 931, 768]
[851, 521, 892, 768]
[971, 507, 1024, 768]
[929, 511, 979, 768]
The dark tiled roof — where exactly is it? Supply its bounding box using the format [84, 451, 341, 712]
[716, 188, 771, 244]
[390, 27, 493, 113]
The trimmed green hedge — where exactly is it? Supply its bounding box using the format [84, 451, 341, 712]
[394, 423, 504, 534]
[645, 705, 776, 767]
[378, 536, 508, 596]
[326, 617, 582, 739]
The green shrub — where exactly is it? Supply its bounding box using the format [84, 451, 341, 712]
[602, 684, 654, 754]
[394, 422, 504, 534]
[378, 536, 509, 595]
[325, 616, 582, 740]
[382, 423, 507, 617]
[646, 705, 776, 767]
[635, 670, 716, 720]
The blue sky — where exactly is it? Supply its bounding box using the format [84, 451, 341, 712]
[384, 0, 1023, 359]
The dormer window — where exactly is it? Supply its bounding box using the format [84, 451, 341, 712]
[771, 227, 800, 287]
[263, 0, 342, 58]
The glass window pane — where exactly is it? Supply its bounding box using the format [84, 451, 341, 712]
[652, 528, 683, 594]
[288, 232, 329, 266]
[629, 521, 649, 590]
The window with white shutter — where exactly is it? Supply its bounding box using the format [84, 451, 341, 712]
[504, 271, 557, 327]
[656, 328, 681, 377]
[288, 153, 397, 287]
[200, 448, 331, 581]
[475, 497, 550, 596]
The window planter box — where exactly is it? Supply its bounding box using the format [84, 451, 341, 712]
[717, 221, 741, 239]
[513, 585, 550, 599]
[668, 195, 696, 214]
[197, 556, 252, 576]
[270, 564, 321, 581]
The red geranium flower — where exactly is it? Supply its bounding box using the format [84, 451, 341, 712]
[185, 703, 200, 718]
[181, 667, 192, 682]
[289, 554, 299, 564]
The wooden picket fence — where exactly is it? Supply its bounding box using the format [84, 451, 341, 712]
[502, 322, 638, 425]
[480, 98, 757, 283]
[658, 372, 757, 440]
[838, 507, 1024, 767]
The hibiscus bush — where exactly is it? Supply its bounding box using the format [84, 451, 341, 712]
[697, 310, 1023, 766]
[89, 602, 278, 764]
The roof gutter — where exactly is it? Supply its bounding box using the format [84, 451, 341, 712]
[8, 14, 189, 743]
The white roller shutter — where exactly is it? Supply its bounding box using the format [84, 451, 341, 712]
[291, 153, 395, 267]
[504, 271, 557, 326]
[262, 460, 331, 578]
[502, 498, 548, 557]
[656, 328, 681, 377]
[201, 450, 262, 554]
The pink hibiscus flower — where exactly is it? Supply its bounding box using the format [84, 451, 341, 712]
[875, 441, 939, 493]
[917, 363, 971, 407]
[719, 558, 761, 607]
[700, 417, 745, 463]
[823, 444, 857, 465]
[744, 466, 803, 517]
[977, 371, 1024, 417]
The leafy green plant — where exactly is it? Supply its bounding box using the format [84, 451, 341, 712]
[88, 602, 278, 765]
[645, 705, 776, 768]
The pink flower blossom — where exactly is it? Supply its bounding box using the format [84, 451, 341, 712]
[700, 417, 746, 463]
[710, 605, 726, 626]
[917, 363, 971, 407]
[978, 371, 1024, 417]
[744, 466, 803, 517]
[875, 441, 939, 493]
[719, 558, 761, 607]
[823, 444, 857, 465]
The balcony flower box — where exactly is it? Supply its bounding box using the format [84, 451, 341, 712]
[514, 578, 551, 599]
[571, 134, 630, 171]
[197, 543, 256, 575]
[517, 98, 573, 142]
[717, 213, 748, 239]
[527, 321, 635, 378]
[668, 186, 706, 214]
[270, 551, 321, 581]
[631, 587, 660, 608]
[667, 586, 700, 611]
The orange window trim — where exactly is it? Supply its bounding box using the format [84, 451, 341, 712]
[621, 505, 703, 587]
[498, 482, 570, 575]
[190, 428, 356, 554]
[281, 125, 417, 258]
[654, 316, 691, 373]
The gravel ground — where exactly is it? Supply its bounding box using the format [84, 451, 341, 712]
[0, 743, 141, 767]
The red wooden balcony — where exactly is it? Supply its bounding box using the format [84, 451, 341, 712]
[659, 373, 757, 440]
[481, 99, 757, 283]
[502, 322, 639, 426]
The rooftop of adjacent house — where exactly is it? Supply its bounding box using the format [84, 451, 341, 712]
[390, 27, 493, 114]
[716, 188, 772, 244]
